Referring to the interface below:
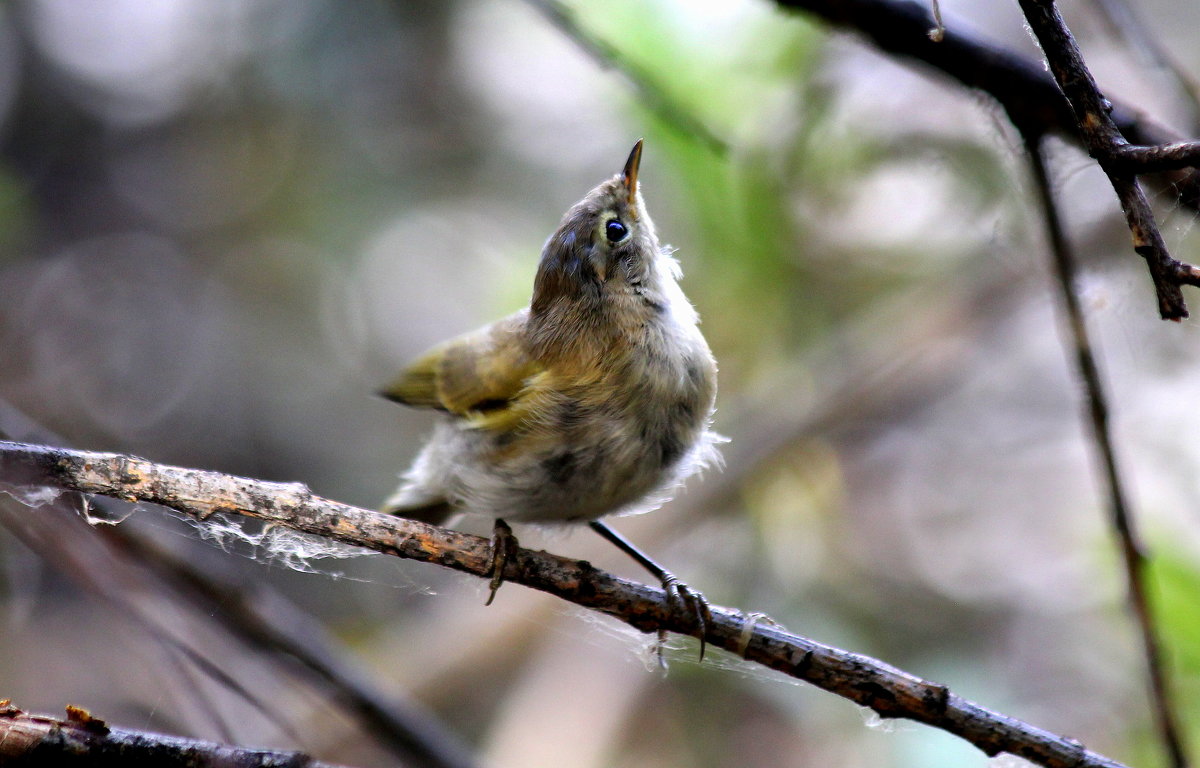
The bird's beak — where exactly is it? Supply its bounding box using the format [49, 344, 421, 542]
[621, 139, 643, 210]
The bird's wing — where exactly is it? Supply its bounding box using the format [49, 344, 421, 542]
[380, 309, 539, 420]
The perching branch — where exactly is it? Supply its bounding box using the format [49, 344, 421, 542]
[0, 440, 1134, 768]
[0, 407, 480, 768]
[0, 702, 347, 767]
[1024, 136, 1189, 768]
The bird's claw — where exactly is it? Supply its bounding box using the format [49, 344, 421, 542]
[660, 572, 712, 662]
[486, 518, 518, 606]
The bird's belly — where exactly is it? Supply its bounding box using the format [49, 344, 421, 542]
[456, 394, 706, 523]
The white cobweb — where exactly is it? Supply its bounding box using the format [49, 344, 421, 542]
[0, 478, 385, 581]
[169, 508, 378, 579]
[0, 482, 64, 508]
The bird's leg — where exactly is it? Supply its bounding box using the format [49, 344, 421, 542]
[486, 518, 519, 606]
[588, 520, 711, 661]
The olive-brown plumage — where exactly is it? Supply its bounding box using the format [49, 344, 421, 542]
[382, 141, 720, 527]
[382, 143, 719, 647]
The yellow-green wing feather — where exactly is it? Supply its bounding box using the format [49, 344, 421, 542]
[381, 310, 539, 419]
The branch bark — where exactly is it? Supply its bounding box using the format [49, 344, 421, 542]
[0, 440, 1134, 768]
[1110, 141, 1200, 173]
[0, 702, 346, 767]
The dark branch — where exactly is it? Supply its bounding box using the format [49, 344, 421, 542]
[1017, 0, 1197, 321]
[0, 702, 346, 767]
[1025, 136, 1190, 768]
[1013, 0, 1191, 758]
[769, 0, 1191, 154]
[0, 440, 1134, 768]
[1110, 141, 1200, 174]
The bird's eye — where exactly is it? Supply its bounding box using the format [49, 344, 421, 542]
[605, 219, 628, 243]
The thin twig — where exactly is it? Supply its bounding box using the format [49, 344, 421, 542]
[0, 440, 1136, 768]
[1024, 135, 1188, 768]
[1110, 141, 1200, 174]
[0, 702, 348, 767]
[523, 0, 729, 157]
[1019, 0, 1200, 320]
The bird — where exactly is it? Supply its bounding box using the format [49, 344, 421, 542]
[380, 139, 720, 652]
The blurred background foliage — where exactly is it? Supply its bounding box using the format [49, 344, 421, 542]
[2, 0, 1200, 766]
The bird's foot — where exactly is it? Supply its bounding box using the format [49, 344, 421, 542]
[486, 518, 519, 606]
[659, 570, 712, 663]
[587, 520, 712, 662]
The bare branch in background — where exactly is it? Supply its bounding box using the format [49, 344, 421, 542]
[1017, 0, 1199, 320]
[106, 530, 481, 768]
[1009, 4, 1191, 759]
[0, 440, 1136, 768]
[523, 0, 729, 156]
[768, 0, 1195, 164]
[1024, 136, 1189, 768]
[0, 702, 348, 768]
[767, 0, 1200, 317]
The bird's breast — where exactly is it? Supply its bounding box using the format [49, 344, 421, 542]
[461, 307, 716, 522]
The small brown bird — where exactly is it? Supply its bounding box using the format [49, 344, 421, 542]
[381, 140, 720, 648]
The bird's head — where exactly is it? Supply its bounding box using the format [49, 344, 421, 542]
[531, 140, 673, 317]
